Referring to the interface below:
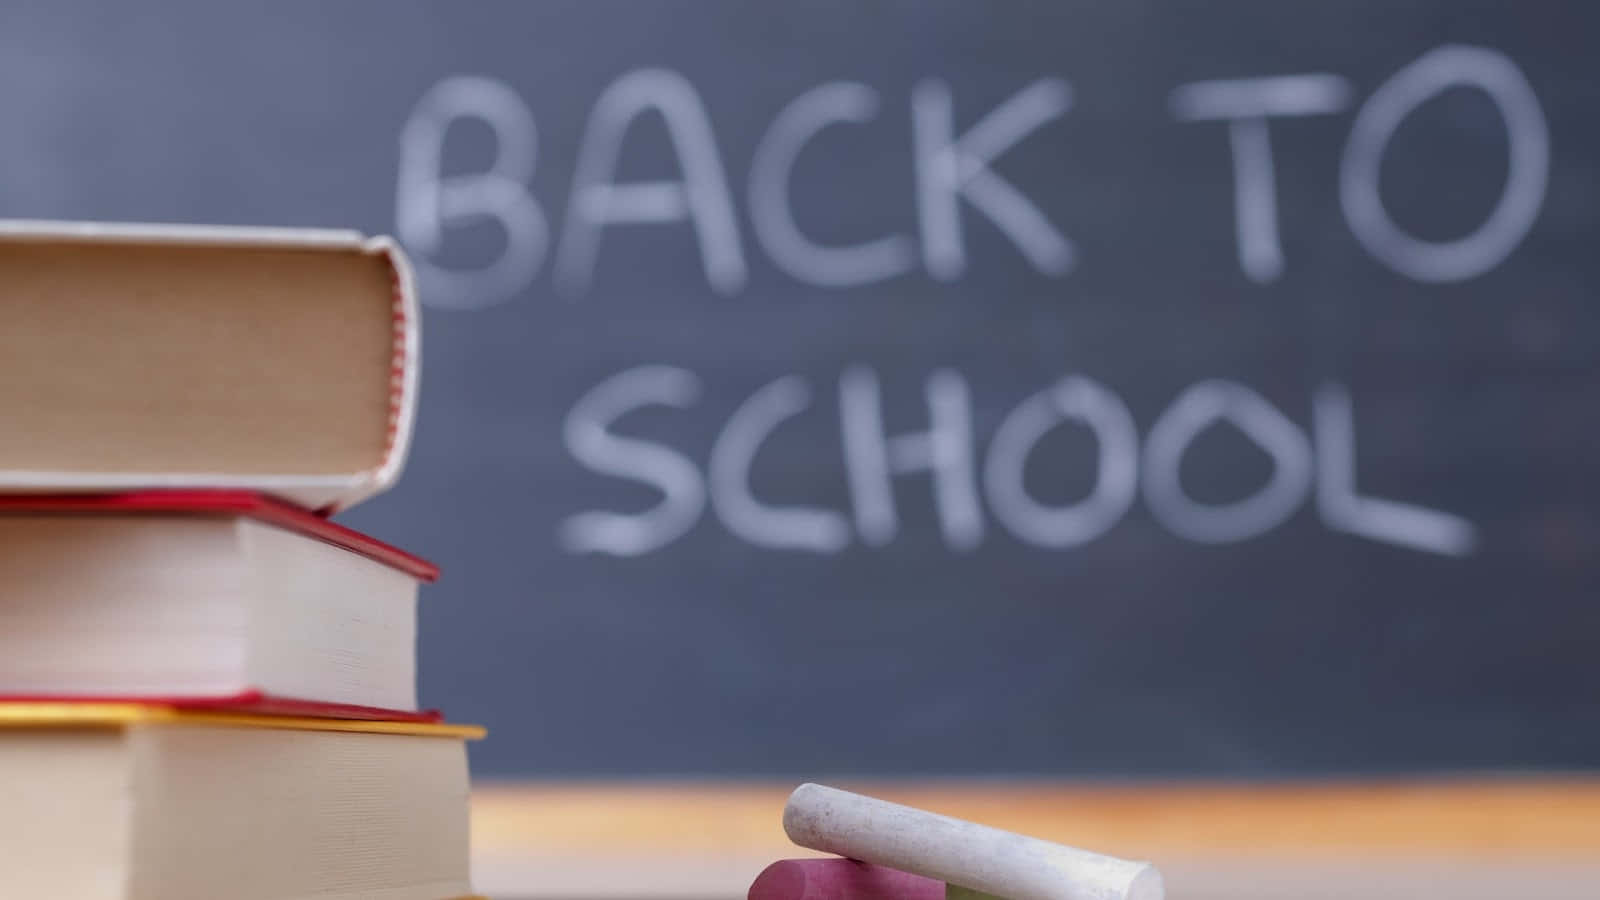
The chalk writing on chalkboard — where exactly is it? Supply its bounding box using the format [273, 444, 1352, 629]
[553, 371, 1475, 559]
[394, 44, 1541, 562]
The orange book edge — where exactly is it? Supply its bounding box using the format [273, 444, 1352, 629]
[0, 701, 485, 739]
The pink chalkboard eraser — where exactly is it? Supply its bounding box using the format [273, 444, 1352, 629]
[749, 858, 945, 900]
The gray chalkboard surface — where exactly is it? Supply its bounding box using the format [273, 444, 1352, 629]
[2, 1, 1595, 776]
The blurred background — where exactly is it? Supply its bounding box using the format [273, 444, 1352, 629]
[2, 1, 1595, 896]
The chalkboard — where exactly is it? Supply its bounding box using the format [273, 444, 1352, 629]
[3, 1, 1596, 777]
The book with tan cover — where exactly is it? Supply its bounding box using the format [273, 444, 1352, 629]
[0, 703, 483, 900]
[0, 220, 418, 512]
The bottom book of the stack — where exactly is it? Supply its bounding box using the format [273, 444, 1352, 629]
[0, 703, 485, 900]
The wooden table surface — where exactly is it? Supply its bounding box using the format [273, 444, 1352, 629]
[471, 777, 1600, 899]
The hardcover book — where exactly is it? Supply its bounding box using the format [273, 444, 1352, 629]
[0, 703, 483, 900]
[0, 220, 418, 512]
[0, 491, 438, 717]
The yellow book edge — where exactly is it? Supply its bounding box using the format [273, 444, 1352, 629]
[0, 701, 485, 739]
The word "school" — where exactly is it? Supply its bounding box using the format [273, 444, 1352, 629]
[560, 368, 1475, 559]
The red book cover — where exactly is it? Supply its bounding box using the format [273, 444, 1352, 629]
[0, 489, 438, 580]
[0, 489, 441, 721]
[0, 691, 444, 723]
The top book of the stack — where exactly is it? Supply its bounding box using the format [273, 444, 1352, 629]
[0, 220, 417, 512]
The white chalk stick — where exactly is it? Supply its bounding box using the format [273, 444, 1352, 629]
[782, 784, 1164, 900]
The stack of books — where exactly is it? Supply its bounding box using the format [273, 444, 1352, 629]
[0, 222, 483, 900]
